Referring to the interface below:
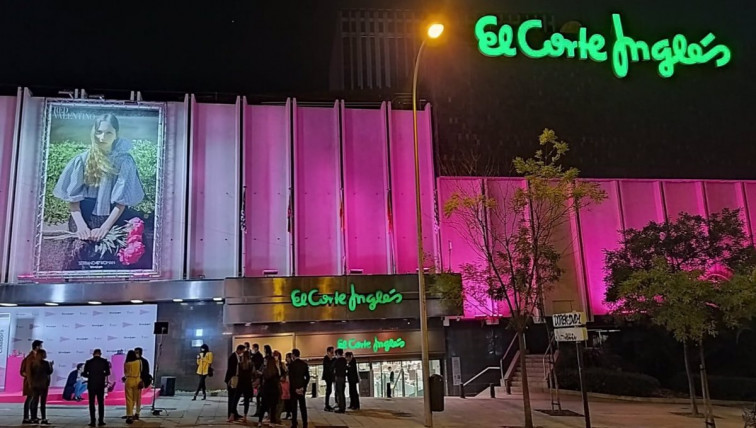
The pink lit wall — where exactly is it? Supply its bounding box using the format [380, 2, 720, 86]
[243, 102, 292, 276]
[389, 105, 437, 273]
[188, 99, 240, 279]
[437, 177, 489, 316]
[439, 177, 756, 318]
[663, 181, 707, 220]
[341, 103, 391, 274]
[0, 94, 18, 280]
[293, 102, 343, 276]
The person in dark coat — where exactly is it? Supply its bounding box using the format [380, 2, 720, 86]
[346, 352, 360, 410]
[224, 344, 245, 422]
[30, 349, 54, 425]
[321, 346, 335, 411]
[258, 345, 281, 426]
[83, 349, 111, 427]
[288, 348, 310, 428]
[20, 339, 43, 424]
[250, 343, 264, 416]
[332, 348, 347, 413]
[237, 350, 255, 422]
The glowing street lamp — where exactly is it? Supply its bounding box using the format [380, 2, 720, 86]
[412, 20, 444, 428]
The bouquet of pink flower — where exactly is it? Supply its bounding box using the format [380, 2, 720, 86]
[118, 218, 145, 266]
[43, 217, 147, 266]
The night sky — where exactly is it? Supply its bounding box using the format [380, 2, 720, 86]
[0, 0, 753, 179]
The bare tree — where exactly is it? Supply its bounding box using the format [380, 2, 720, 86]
[443, 129, 605, 428]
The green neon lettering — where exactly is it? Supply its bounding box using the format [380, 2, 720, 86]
[291, 290, 306, 308]
[517, 19, 549, 58]
[475, 15, 517, 57]
[291, 284, 404, 312]
[475, 13, 731, 78]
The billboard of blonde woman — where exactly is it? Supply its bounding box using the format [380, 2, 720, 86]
[35, 101, 165, 277]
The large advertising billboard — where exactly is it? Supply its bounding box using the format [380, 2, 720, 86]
[34, 101, 165, 278]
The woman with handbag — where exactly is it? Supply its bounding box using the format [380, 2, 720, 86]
[123, 350, 143, 425]
[194, 344, 213, 401]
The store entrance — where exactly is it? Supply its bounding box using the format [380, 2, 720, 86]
[310, 358, 442, 398]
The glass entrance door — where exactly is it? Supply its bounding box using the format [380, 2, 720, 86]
[309, 358, 441, 399]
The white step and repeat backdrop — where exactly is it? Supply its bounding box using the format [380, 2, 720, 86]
[0, 304, 157, 388]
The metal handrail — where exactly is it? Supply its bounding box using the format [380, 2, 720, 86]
[543, 333, 556, 381]
[500, 334, 519, 379]
[503, 350, 521, 394]
[462, 366, 499, 387]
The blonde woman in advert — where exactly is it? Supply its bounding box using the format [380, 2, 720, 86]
[123, 350, 143, 425]
[52, 113, 147, 270]
[194, 344, 213, 401]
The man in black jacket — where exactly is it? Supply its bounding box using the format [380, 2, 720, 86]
[250, 343, 264, 416]
[83, 349, 110, 427]
[288, 348, 310, 428]
[225, 345, 245, 421]
[321, 346, 335, 411]
[332, 348, 348, 413]
[346, 352, 360, 410]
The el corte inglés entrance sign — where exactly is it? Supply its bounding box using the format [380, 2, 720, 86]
[337, 336, 407, 353]
[290, 283, 403, 312]
[475, 13, 732, 78]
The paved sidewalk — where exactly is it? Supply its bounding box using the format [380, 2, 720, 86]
[0, 393, 748, 427]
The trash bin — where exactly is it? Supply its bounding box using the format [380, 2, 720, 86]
[429, 374, 444, 412]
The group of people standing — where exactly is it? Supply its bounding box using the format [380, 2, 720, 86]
[20, 340, 152, 427]
[216, 342, 310, 428]
[321, 347, 360, 413]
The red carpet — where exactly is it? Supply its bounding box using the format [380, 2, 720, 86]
[0, 387, 157, 406]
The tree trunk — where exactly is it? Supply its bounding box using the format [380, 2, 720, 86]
[682, 340, 699, 416]
[699, 341, 715, 427]
[518, 329, 534, 428]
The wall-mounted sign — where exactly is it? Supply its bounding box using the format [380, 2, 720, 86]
[475, 13, 732, 78]
[290, 283, 403, 312]
[336, 336, 407, 353]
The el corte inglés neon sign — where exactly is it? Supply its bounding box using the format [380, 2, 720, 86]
[290, 283, 403, 312]
[337, 336, 407, 353]
[474, 13, 732, 78]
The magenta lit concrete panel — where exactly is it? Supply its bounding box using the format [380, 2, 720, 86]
[578, 180, 622, 316]
[662, 181, 706, 220]
[293, 103, 343, 276]
[243, 102, 292, 277]
[743, 183, 756, 244]
[485, 178, 527, 317]
[188, 100, 240, 279]
[342, 104, 391, 274]
[389, 106, 437, 274]
[704, 181, 750, 233]
[618, 180, 665, 230]
[437, 177, 489, 317]
[0, 95, 17, 280]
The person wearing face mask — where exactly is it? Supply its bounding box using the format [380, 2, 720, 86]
[193, 344, 213, 401]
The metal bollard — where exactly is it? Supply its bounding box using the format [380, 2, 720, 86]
[311, 383, 317, 398]
[460, 384, 466, 399]
[490, 383, 495, 398]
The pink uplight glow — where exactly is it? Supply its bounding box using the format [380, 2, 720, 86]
[438, 178, 756, 318]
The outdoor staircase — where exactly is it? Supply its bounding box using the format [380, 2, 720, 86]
[508, 354, 548, 395]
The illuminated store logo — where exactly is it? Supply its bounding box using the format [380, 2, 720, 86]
[290, 283, 403, 312]
[337, 336, 407, 353]
[475, 13, 732, 78]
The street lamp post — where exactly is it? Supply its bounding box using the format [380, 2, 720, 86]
[412, 22, 444, 428]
